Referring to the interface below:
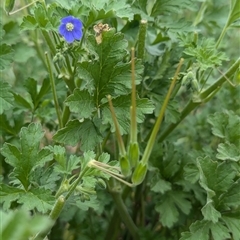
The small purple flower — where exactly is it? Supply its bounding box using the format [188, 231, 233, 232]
[59, 16, 83, 43]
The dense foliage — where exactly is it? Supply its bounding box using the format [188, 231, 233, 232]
[0, 0, 239, 240]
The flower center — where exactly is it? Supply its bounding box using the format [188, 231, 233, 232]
[66, 23, 74, 31]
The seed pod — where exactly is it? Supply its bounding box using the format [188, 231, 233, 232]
[131, 162, 147, 185]
[49, 195, 65, 220]
[128, 142, 139, 168]
[120, 155, 131, 177]
[96, 178, 107, 189]
[191, 78, 200, 92]
[182, 71, 194, 89]
[4, 0, 15, 14]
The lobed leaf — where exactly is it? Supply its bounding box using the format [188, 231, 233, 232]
[53, 119, 103, 151]
[0, 81, 14, 114]
[1, 123, 53, 189]
[216, 142, 240, 162]
[0, 43, 14, 70]
[155, 191, 192, 228]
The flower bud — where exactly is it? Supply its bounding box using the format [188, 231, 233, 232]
[131, 162, 147, 185]
[4, 0, 15, 14]
[191, 78, 200, 92]
[128, 142, 139, 168]
[120, 155, 131, 177]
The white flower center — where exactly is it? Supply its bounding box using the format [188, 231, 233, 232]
[66, 23, 74, 31]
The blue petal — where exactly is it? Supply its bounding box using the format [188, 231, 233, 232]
[59, 24, 67, 36]
[72, 29, 83, 40]
[61, 16, 74, 24]
[72, 19, 83, 29]
[64, 32, 75, 43]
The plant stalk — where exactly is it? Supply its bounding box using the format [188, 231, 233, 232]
[110, 191, 139, 240]
[45, 52, 63, 129]
[142, 58, 184, 165]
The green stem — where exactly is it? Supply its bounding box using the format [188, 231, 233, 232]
[110, 191, 139, 240]
[142, 58, 184, 165]
[158, 58, 240, 142]
[108, 95, 126, 156]
[45, 52, 63, 129]
[215, 0, 233, 49]
[65, 166, 89, 200]
[42, 30, 56, 55]
[130, 48, 137, 143]
[62, 104, 70, 127]
[65, 54, 73, 76]
[33, 195, 65, 240]
[32, 30, 48, 70]
[137, 20, 147, 60]
[200, 58, 240, 99]
[104, 210, 121, 240]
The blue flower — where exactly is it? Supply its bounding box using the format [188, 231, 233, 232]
[59, 16, 83, 43]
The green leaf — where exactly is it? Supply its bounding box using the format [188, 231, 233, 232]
[74, 194, 100, 211]
[222, 214, 240, 240]
[150, 173, 172, 194]
[52, 145, 80, 175]
[13, 92, 34, 110]
[155, 191, 192, 227]
[51, 145, 66, 169]
[0, 184, 54, 213]
[220, 181, 240, 208]
[180, 220, 231, 240]
[0, 113, 24, 137]
[216, 142, 240, 161]
[1, 209, 53, 240]
[0, 43, 14, 70]
[20, 15, 38, 31]
[210, 222, 231, 240]
[208, 111, 240, 143]
[184, 163, 200, 184]
[227, 0, 240, 27]
[34, 4, 53, 30]
[0, 184, 24, 211]
[0, 22, 5, 39]
[196, 156, 236, 197]
[23, 78, 38, 106]
[151, 0, 194, 17]
[53, 119, 103, 151]
[182, 37, 228, 70]
[17, 188, 55, 213]
[78, 0, 133, 26]
[65, 89, 95, 118]
[201, 200, 221, 223]
[0, 81, 14, 114]
[77, 30, 143, 100]
[1, 123, 53, 189]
